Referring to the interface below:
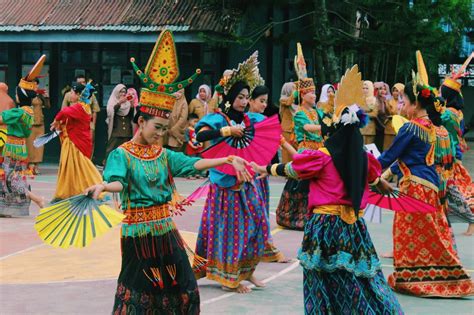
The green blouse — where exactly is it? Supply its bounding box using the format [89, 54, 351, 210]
[103, 142, 201, 209]
[1, 107, 33, 138]
[293, 108, 323, 144]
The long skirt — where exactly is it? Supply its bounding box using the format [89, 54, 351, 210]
[54, 136, 102, 200]
[388, 179, 473, 297]
[113, 206, 201, 315]
[447, 184, 474, 224]
[0, 137, 31, 216]
[299, 214, 403, 315]
[275, 178, 309, 230]
[453, 161, 474, 212]
[194, 182, 268, 288]
[255, 178, 284, 262]
[25, 124, 45, 163]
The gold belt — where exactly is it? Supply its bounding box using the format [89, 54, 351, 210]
[298, 140, 322, 151]
[6, 135, 26, 145]
[123, 204, 171, 224]
[313, 205, 363, 224]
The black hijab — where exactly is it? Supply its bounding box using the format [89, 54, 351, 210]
[16, 86, 36, 107]
[219, 80, 250, 124]
[440, 85, 463, 110]
[325, 107, 368, 212]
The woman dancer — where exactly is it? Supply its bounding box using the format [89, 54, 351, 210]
[251, 66, 404, 315]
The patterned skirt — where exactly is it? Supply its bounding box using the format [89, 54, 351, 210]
[388, 180, 473, 297]
[113, 205, 201, 315]
[299, 214, 403, 315]
[453, 161, 474, 212]
[446, 184, 474, 224]
[255, 178, 283, 262]
[194, 182, 268, 288]
[275, 178, 309, 230]
[0, 155, 31, 216]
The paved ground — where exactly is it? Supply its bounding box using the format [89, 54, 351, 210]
[1, 147, 474, 315]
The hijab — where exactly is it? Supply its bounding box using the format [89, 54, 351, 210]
[318, 84, 334, 103]
[106, 83, 132, 139]
[219, 81, 249, 124]
[363, 80, 376, 107]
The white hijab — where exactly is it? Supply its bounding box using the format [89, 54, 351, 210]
[195, 84, 212, 114]
[318, 84, 333, 103]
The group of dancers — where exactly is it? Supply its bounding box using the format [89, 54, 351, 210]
[1, 29, 473, 314]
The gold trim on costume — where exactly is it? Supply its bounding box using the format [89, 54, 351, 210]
[313, 205, 364, 224]
[18, 78, 37, 91]
[442, 78, 461, 93]
[270, 164, 278, 176]
[123, 204, 171, 224]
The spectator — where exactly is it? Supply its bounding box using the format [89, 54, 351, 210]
[105, 84, 134, 161]
[127, 87, 139, 134]
[164, 89, 188, 151]
[184, 113, 204, 179]
[188, 84, 212, 119]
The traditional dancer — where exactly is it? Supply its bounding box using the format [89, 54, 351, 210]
[86, 30, 251, 314]
[251, 65, 404, 315]
[360, 80, 377, 144]
[0, 56, 46, 216]
[194, 52, 271, 293]
[0, 83, 15, 155]
[440, 63, 474, 235]
[50, 82, 102, 201]
[249, 85, 289, 263]
[275, 43, 323, 231]
[378, 67, 473, 297]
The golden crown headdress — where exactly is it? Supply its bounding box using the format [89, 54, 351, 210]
[294, 43, 315, 94]
[19, 54, 46, 91]
[442, 51, 473, 93]
[130, 30, 201, 118]
[216, 51, 264, 96]
[333, 65, 364, 122]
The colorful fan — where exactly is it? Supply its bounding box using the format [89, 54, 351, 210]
[35, 194, 125, 249]
[363, 186, 437, 223]
[33, 130, 61, 148]
[0, 128, 6, 148]
[184, 180, 211, 204]
[201, 114, 282, 176]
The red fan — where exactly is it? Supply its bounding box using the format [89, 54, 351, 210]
[201, 114, 282, 176]
[364, 186, 437, 223]
[184, 180, 210, 204]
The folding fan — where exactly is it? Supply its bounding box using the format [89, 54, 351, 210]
[0, 128, 6, 148]
[201, 114, 282, 176]
[34, 130, 61, 148]
[35, 194, 125, 249]
[363, 186, 437, 224]
[184, 180, 211, 204]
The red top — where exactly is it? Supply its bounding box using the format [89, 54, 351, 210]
[55, 103, 92, 158]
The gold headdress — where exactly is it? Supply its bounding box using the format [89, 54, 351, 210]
[216, 51, 264, 96]
[294, 43, 315, 94]
[413, 50, 444, 112]
[130, 30, 201, 118]
[19, 54, 46, 91]
[442, 52, 473, 93]
[333, 65, 364, 122]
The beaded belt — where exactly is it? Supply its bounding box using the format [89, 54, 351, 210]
[123, 204, 171, 224]
[6, 135, 26, 145]
[313, 205, 363, 224]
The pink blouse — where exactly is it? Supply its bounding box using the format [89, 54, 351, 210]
[290, 149, 381, 209]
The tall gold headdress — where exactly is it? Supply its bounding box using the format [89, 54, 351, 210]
[130, 30, 201, 118]
[294, 43, 315, 94]
[19, 54, 46, 91]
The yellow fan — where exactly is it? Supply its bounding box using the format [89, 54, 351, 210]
[392, 115, 409, 134]
[35, 194, 125, 249]
[0, 128, 6, 148]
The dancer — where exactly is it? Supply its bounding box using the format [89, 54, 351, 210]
[378, 69, 473, 297]
[194, 52, 270, 293]
[251, 65, 404, 315]
[360, 80, 377, 144]
[50, 82, 102, 201]
[86, 30, 252, 314]
[275, 43, 323, 231]
[440, 65, 474, 235]
[0, 83, 15, 155]
[249, 85, 289, 263]
[0, 56, 46, 216]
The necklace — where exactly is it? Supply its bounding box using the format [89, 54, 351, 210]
[139, 157, 161, 183]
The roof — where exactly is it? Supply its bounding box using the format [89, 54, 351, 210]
[0, 0, 227, 33]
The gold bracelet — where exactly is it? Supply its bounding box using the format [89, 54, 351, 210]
[221, 126, 231, 137]
[226, 155, 235, 164]
[370, 177, 380, 186]
[270, 164, 278, 176]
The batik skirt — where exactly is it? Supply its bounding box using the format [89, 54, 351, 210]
[0, 154, 31, 217]
[446, 184, 474, 224]
[453, 161, 474, 212]
[255, 178, 283, 262]
[194, 182, 268, 288]
[298, 214, 403, 315]
[388, 179, 473, 297]
[113, 205, 201, 315]
[275, 178, 309, 230]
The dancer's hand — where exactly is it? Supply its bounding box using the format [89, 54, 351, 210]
[84, 184, 105, 200]
[376, 178, 393, 195]
[232, 156, 252, 182]
[50, 120, 60, 131]
[250, 162, 268, 179]
[230, 126, 244, 138]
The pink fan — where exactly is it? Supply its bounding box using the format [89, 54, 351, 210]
[364, 186, 437, 223]
[201, 114, 282, 176]
[184, 180, 211, 204]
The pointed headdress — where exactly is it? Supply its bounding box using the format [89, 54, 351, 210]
[294, 43, 315, 96]
[19, 54, 46, 92]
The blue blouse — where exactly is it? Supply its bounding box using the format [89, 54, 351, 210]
[195, 112, 265, 188]
[378, 121, 439, 187]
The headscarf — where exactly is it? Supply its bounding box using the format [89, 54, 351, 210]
[127, 88, 139, 108]
[363, 80, 376, 106]
[279, 82, 299, 116]
[374, 82, 392, 101]
[16, 86, 36, 107]
[0, 83, 15, 112]
[318, 84, 334, 103]
[440, 84, 464, 110]
[325, 106, 368, 212]
[106, 83, 132, 139]
[392, 83, 405, 112]
[195, 84, 212, 115]
[219, 80, 249, 124]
